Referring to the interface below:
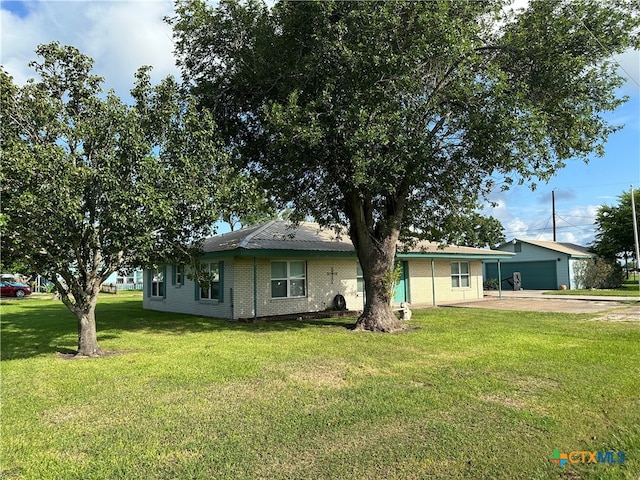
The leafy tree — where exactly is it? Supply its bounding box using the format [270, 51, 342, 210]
[169, 0, 639, 331]
[217, 172, 278, 231]
[591, 189, 640, 265]
[1, 43, 225, 356]
[432, 212, 506, 250]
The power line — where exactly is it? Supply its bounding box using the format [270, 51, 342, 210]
[567, 4, 640, 88]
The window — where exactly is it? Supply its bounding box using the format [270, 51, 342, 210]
[271, 261, 306, 298]
[356, 263, 365, 295]
[151, 267, 164, 297]
[451, 262, 470, 288]
[173, 264, 184, 286]
[199, 262, 220, 300]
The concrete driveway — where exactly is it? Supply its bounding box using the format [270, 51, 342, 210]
[449, 290, 640, 320]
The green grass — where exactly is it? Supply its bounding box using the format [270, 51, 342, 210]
[545, 280, 640, 297]
[544, 288, 640, 297]
[2, 294, 639, 479]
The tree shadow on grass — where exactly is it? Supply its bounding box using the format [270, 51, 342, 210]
[1, 297, 357, 361]
[1, 299, 84, 360]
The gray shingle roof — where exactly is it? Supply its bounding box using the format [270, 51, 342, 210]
[202, 221, 512, 258]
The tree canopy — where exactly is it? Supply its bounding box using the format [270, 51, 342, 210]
[591, 189, 640, 264]
[169, 0, 639, 331]
[1, 42, 226, 356]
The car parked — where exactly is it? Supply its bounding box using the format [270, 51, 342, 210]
[0, 281, 31, 298]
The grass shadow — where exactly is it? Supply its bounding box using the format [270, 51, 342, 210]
[1, 296, 357, 360]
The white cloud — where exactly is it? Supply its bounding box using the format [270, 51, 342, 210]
[483, 193, 599, 246]
[505, 218, 531, 238]
[614, 49, 640, 95]
[1, 0, 179, 101]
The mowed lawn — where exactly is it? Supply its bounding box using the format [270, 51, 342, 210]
[2, 295, 639, 479]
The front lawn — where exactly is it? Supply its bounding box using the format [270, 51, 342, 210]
[2, 295, 639, 479]
[544, 280, 640, 297]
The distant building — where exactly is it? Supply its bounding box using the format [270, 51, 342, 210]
[104, 270, 144, 290]
[484, 239, 596, 290]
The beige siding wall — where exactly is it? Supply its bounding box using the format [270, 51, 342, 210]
[403, 259, 484, 306]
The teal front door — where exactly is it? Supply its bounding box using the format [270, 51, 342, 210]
[394, 261, 409, 303]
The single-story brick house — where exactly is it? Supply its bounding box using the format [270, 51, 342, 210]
[143, 221, 513, 320]
[483, 238, 596, 290]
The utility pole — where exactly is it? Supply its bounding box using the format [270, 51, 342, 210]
[631, 185, 640, 292]
[552, 190, 557, 242]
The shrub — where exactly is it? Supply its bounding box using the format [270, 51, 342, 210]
[574, 258, 624, 289]
[483, 278, 499, 290]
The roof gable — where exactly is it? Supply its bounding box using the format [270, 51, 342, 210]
[499, 238, 595, 258]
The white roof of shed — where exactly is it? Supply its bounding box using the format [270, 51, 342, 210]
[504, 239, 595, 258]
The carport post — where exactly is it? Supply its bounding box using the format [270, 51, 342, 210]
[430, 258, 436, 306]
[497, 259, 503, 300]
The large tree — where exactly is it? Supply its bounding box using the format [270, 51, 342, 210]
[437, 212, 506, 250]
[170, 0, 639, 331]
[1, 43, 226, 356]
[591, 189, 640, 265]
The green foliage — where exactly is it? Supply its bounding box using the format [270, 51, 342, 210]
[0, 42, 227, 353]
[574, 258, 625, 289]
[217, 171, 278, 231]
[169, 0, 639, 328]
[170, 0, 638, 236]
[592, 189, 640, 262]
[381, 262, 403, 306]
[483, 278, 500, 291]
[436, 212, 506, 249]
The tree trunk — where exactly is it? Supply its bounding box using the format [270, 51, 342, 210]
[348, 195, 406, 333]
[55, 276, 106, 357]
[75, 299, 103, 357]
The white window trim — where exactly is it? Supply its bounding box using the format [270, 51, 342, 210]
[151, 267, 164, 298]
[451, 261, 471, 289]
[199, 262, 220, 301]
[356, 262, 365, 297]
[175, 264, 184, 287]
[271, 260, 307, 299]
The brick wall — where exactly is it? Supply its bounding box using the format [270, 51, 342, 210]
[143, 257, 486, 319]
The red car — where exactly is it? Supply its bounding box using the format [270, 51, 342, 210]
[0, 281, 31, 298]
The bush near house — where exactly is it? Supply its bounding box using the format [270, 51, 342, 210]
[483, 278, 499, 290]
[574, 258, 625, 289]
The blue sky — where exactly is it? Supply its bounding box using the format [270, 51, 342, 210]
[2, 0, 638, 246]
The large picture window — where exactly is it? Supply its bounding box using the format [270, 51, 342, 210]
[451, 261, 470, 288]
[271, 261, 306, 298]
